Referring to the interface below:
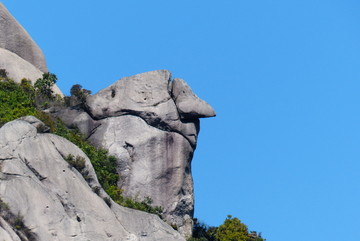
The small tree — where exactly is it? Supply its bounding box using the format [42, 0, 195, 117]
[34, 72, 57, 99]
[70, 84, 91, 105]
[216, 215, 250, 241]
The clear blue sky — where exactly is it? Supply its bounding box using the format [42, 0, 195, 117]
[3, 1, 360, 240]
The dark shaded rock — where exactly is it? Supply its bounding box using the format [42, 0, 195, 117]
[50, 107, 100, 138]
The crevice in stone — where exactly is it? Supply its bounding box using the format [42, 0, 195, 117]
[82, 99, 197, 148]
[84, 122, 102, 141]
[0, 157, 17, 161]
[152, 96, 172, 107]
[106, 111, 196, 149]
[123, 142, 134, 161]
[50, 140, 66, 160]
[57, 194, 76, 220]
[0, 172, 26, 179]
[18, 156, 46, 181]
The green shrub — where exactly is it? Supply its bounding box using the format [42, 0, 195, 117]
[70, 84, 91, 104]
[34, 72, 57, 99]
[64, 154, 86, 172]
[0, 79, 37, 126]
[0, 69, 8, 79]
[189, 216, 265, 241]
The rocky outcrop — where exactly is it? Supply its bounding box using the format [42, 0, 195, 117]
[0, 2, 216, 239]
[0, 118, 185, 241]
[0, 47, 63, 96]
[0, 3, 47, 72]
[0, 3, 63, 96]
[171, 78, 216, 119]
[82, 70, 215, 238]
[0, 47, 43, 81]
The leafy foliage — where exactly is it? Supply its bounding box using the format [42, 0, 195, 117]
[34, 72, 57, 99]
[70, 84, 91, 102]
[188, 219, 217, 241]
[0, 79, 37, 126]
[189, 216, 265, 241]
[216, 215, 250, 241]
[0, 69, 9, 79]
[64, 154, 86, 172]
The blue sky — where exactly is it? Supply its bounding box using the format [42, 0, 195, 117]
[2, 1, 360, 240]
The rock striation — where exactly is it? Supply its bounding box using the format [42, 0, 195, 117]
[0, 118, 185, 241]
[81, 70, 216, 238]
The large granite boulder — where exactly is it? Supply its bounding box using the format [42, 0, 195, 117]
[0, 3, 48, 73]
[0, 4, 63, 96]
[0, 47, 43, 81]
[84, 70, 215, 238]
[0, 47, 63, 96]
[0, 119, 185, 241]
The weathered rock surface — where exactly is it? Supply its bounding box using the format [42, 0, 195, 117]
[0, 119, 185, 241]
[0, 47, 63, 96]
[0, 4, 63, 96]
[89, 115, 195, 236]
[0, 48, 64, 96]
[0, 3, 48, 72]
[0, 47, 43, 81]
[171, 78, 216, 119]
[82, 70, 215, 238]
[0, 217, 23, 241]
[50, 107, 100, 138]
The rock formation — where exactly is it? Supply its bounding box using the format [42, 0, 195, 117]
[0, 2, 216, 239]
[0, 3, 63, 96]
[0, 3, 47, 72]
[0, 118, 185, 241]
[81, 70, 215, 238]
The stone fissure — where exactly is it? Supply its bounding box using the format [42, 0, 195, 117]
[84, 122, 102, 141]
[108, 112, 195, 148]
[19, 156, 46, 181]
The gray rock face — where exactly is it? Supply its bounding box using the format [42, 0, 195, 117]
[0, 4, 64, 96]
[0, 3, 48, 72]
[50, 107, 100, 137]
[0, 47, 63, 96]
[89, 115, 195, 236]
[171, 78, 216, 119]
[84, 70, 215, 238]
[0, 47, 43, 81]
[0, 119, 185, 241]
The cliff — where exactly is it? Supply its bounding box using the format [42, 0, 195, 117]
[0, 118, 185, 241]
[0, 2, 215, 240]
[53, 70, 215, 237]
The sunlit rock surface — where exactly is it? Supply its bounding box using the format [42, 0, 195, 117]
[84, 70, 215, 238]
[0, 119, 185, 241]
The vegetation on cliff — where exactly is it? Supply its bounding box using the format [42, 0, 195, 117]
[189, 215, 265, 241]
[0, 71, 162, 216]
[0, 70, 265, 240]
